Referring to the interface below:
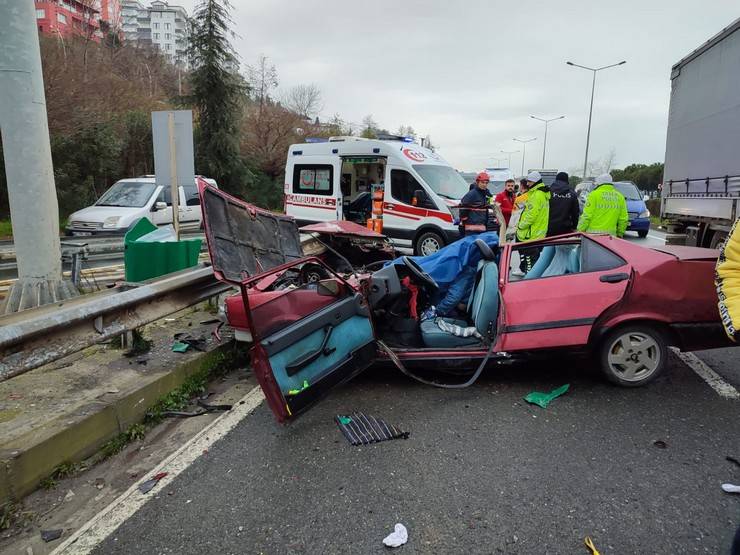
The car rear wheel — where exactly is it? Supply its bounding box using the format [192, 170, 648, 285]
[709, 231, 728, 250]
[637, 229, 648, 238]
[415, 231, 444, 256]
[599, 324, 666, 387]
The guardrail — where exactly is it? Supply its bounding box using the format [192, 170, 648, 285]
[0, 264, 232, 382]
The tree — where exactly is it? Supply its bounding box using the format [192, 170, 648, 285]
[360, 115, 378, 139]
[246, 54, 278, 108]
[396, 125, 416, 139]
[188, 0, 247, 195]
[611, 163, 663, 191]
[283, 84, 323, 119]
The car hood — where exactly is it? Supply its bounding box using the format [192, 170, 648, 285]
[649, 245, 718, 261]
[299, 220, 385, 239]
[199, 182, 303, 284]
[626, 199, 646, 213]
[69, 205, 144, 223]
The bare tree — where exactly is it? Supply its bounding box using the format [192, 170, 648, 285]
[246, 54, 278, 109]
[396, 124, 416, 139]
[283, 84, 323, 119]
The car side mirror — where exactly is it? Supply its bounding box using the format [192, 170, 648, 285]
[153, 201, 167, 211]
[412, 189, 435, 209]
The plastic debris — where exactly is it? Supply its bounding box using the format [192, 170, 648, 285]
[138, 472, 168, 494]
[171, 341, 190, 353]
[382, 523, 408, 548]
[584, 536, 601, 555]
[335, 412, 409, 446]
[40, 529, 63, 543]
[653, 440, 668, 449]
[287, 380, 310, 396]
[722, 483, 740, 494]
[727, 456, 740, 469]
[173, 333, 207, 352]
[524, 384, 570, 408]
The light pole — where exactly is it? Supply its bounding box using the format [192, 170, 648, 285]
[513, 138, 536, 177]
[530, 115, 564, 167]
[500, 150, 519, 170]
[567, 60, 626, 179]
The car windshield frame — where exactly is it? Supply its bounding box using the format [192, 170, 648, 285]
[95, 181, 157, 208]
[412, 164, 471, 200]
[613, 182, 642, 201]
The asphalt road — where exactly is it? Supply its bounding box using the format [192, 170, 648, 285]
[93, 350, 739, 554]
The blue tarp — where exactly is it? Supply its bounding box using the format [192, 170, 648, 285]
[387, 232, 500, 292]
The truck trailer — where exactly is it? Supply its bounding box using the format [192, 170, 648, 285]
[661, 17, 740, 248]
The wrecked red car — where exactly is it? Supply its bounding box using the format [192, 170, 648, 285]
[199, 182, 735, 423]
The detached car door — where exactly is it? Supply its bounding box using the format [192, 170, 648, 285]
[199, 181, 376, 423]
[500, 235, 632, 351]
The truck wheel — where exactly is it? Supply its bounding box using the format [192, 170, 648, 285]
[710, 231, 728, 250]
[637, 229, 648, 238]
[599, 324, 666, 387]
[415, 231, 445, 256]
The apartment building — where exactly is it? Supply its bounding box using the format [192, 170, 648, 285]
[121, 0, 188, 65]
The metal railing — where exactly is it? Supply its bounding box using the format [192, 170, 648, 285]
[0, 264, 232, 382]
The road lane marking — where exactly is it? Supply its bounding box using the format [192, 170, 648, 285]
[51, 386, 265, 555]
[671, 348, 740, 399]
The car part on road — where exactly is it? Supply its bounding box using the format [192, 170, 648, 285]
[727, 456, 740, 469]
[138, 472, 168, 494]
[378, 338, 497, 389]
[721, 483, 740, 494]
[382, 523, 408, 548]
[41, 529, 64, 542]
[599, 324, 667, 387]
[584, 536, 601, 555]
[653, 440, 668, 449]
[334, 412, 408, 446]
[523, 384, 570, 408]
[415, 230, 445, 256]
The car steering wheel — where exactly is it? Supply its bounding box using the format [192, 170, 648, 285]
[401, 256, 439, 290]
[474, 238, 496, 261]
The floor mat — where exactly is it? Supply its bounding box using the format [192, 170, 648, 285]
[335, 412, 409, 446]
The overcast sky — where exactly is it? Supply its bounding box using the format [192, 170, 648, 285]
[181, 0, 738, 174]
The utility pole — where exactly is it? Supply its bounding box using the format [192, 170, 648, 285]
[0, 0, 77, 313]
[530, 115, 565, 167]
[513, 138, 536, 177]
[500, 150, 519, 170]
[566, 60, 626, 179]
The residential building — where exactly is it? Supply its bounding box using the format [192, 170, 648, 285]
[35, 0, 103, 41]
[120, 0, 188, 66]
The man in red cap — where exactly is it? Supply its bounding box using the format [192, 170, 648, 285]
[459, 171, 493, 236]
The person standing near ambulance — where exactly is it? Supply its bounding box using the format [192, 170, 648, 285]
[459, 172, 493, 236]
[577, 173, 629, 237]
[494, 179, 517, 226]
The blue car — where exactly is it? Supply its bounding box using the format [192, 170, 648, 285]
[613, 181, 650, 238]
[576, 181, 650, 238]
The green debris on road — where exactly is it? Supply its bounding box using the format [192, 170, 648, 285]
[338, 416, 352, 425]
[172, 341, 190, 353]
[524, 384, 570, 408]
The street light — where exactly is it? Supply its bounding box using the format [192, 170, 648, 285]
[530, 115, 564, 167]
[500, 150, 519, 169]
[512, 138, 536, 176]
[567, 59, 626, 179]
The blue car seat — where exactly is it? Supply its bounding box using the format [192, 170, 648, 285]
[420, 260, 500, 348]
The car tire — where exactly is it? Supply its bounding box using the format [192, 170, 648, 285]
[415, 231, 445, 256]
[599, 324, 667, 387]
[709, 231, 728, 250]
[637, 229, 648, 238]
[299, 263, 329, 284]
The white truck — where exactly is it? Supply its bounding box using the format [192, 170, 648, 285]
[284, 136, 470, 255]
[661, 16, 740, 248]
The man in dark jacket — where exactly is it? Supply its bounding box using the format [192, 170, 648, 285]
[459, 171, 493, 235]
[547, 171, 580, 236]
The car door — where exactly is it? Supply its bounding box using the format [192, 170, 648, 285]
[499, 235, 632, 351]
[178, 184, 201, 230]
[199, 182, 377, 423]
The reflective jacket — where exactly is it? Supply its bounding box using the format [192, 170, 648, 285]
[716, 217, 740, 341]
[516, 182, 551, 242]
[577, 183, 628, 237]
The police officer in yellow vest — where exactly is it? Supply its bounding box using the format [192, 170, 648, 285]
[577, 173, 629, 237]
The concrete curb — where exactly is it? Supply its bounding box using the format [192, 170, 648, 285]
[0, 342, 234, 504]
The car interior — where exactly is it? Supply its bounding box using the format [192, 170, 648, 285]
[368, 239, 500, 350]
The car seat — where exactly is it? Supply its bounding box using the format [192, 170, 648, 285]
[420, 260, 499, 348]
[345, 192, 371, 222]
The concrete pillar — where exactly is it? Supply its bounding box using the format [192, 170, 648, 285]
[0, 0, 77, 312]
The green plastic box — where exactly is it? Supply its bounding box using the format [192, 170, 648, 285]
[124, 218, 202, 282]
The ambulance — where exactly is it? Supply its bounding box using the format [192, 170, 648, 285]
[283, 136, 470, 255]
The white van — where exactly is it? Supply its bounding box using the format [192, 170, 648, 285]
[66, 176, 217, 236]
[284, 137, 469, 255]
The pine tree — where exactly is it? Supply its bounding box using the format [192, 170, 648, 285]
[188, 0, 247, 194]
